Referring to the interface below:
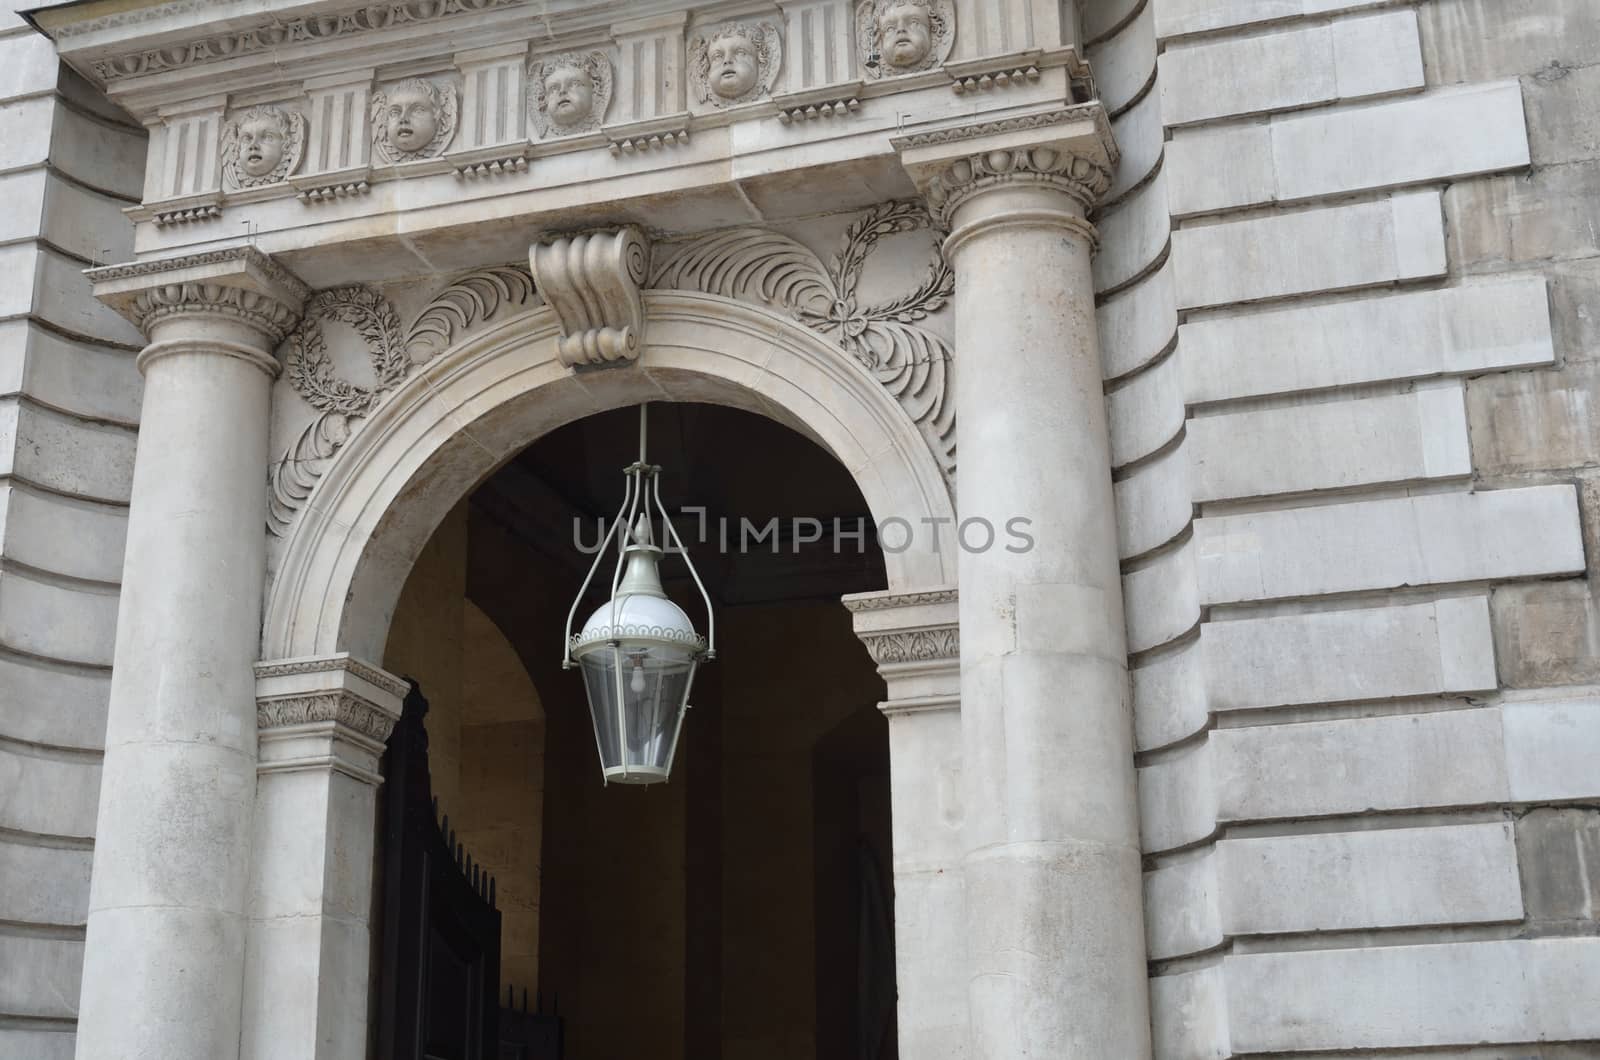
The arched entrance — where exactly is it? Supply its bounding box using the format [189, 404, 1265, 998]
[249, 292, 965, 1058]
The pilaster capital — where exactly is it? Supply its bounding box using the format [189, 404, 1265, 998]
[254, 653, 407, 785]
[892, 104, 1118, 236]
[845, 587, 960, 715]
[88, 246, 312, 372]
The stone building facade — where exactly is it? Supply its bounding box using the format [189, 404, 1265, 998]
[1, 0, 1598, 1057]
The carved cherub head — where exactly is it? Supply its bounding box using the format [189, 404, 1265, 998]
[371, 78, 457, 163]
[529, 50, 613, 137]
[857, 0, 953, 78]
[691, 20, 782, 106]
[222, 105, 305, 187]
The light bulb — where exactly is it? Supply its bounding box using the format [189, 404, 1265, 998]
[630, 657, 647, 695]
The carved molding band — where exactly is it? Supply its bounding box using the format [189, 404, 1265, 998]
[651, 201, 956, 477]
[922, 146, 1113, 230]
[843, 588, 958, 612]
[529, 226, 650, 368]
[859, 625, 959, 665]
[132, 283, 303, 345]
[257, 691, 400, 743]
[254, 654, 411, 699]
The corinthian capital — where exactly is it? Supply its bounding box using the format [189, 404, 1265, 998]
[89, 247, 311, 370]
[892, 104, 1118, 231]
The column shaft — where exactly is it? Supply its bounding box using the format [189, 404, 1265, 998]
[77, 253, 306, 1060]
[902, 114, 1153, 1057]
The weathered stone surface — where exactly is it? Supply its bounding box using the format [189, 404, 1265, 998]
[1522, 61, 1600, 167]
[1494, 579, 1600, 688]
[1174, 190, 1446, 310]
[1148, 965, 1228, 1059]
[1114, 443, 1190, 559]
[0, 399, 136, 503]
[0, 837, 92, 925]
[1468, 362, 1600, 475]
[0, 484, 128, 584]
[1181, 277, 1556, 403]
[1421, 0, 1600, 84]
[1168, 80, 1530, 216]
[1086, 0, 1155, 115]
[0, 740, 101, 838]
[1159, 9, 1423, 126]
[0, 934, 83, 1019]
[1217, 823, 1523, 935]
[1107, 347, 1184, 467]
[1225, 938, 1600, 1052]
[1138, 740, 1217, 853]
[1517, 808, 1600, 924]
[1131, 639, 1208, 751]
[1188, 383, 1471, 502]
[1096, 260, 1176, 380]
[1094, 169, 1169, 294]
[0, 565, 118, 667]
[1106, 87, 1162, 203]
[0, 320, 141, 425]
[1157, 0, 1407, 41]
[1144, 853, 1220, 959]
[0, 651, 109, 751]
[1196, 486, 1584, 606]
[1502, 699, 1600, 802]
[1124, 539, 1200, 653]
[1203, 596, 1496, 712]
[1448, 159, 1600, 270]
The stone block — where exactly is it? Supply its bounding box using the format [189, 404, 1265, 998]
[1096, 259, 1175, 380]
[0, 836, 91, 926]
[0, 168, 44, 244]
[1214, 708, 1509, 822]
[1521, 61, 1600, 166]
[1157, 0, 1406, 41]
[1448, 159, 1600, 270]
[1173, 190, 1445, 310]
[1502, 698, 1600, 803]
[1493, 579, 1600, 688]
[1093, 169, 1169, 294]
[0, 566, 118, 667]
[1147, 965, 1229, 1060]
[44, 102, 146, 201]
[1189, 382, 1471, 502]
[0, 320, 141, 425]
[1181, 277, 1556, 403]
[40, 170, 133, 264]
[1517, 808, 1600, 924]
[0, 650, 109, 751]
[0, 740, 100, 838]
[0, 1028, 75, 1060]
[0, 30, 57, 102]
[1420, 0, 1600, 84]
[0, 483, 128, 584]
[1132, 638, 1208, 751]
[0, 934, 82, 1020]
[1195, 486, 1584, 606]
[1168, 80, 1530, 216]
[1158, 9, 1423, 126]
[1106, 87, 1162, 203]
[1138, 739, 1217, 853]
[1123, 538, 1199, 653]
[1086, 0, 1155, 115]
[1217, 822, 1523, 935]
[1225, 938, 1600, 1051]
[1144, 853, 1221, 959]
[1107, 346, 1183, 467]
[1114, 443, 1191, 560]
[0, 399, 137, 503]
[1203, 595, 1497, 712]
[0, 95, 51, 171]
[1468, 362, 1600, 475]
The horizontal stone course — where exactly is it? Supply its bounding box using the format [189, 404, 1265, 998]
[0, 320, 142, 425]
[1225, 938, 1600, 1051]
[1203, 595, 1496, 712]
[0, 836, 91, 925]
[0, 565, 118, 667]
[1096, 259, 1175, 381]
[0, 740, 100, 838]
[0, 933, 82, 1020]
[1167, 80, 1530, 216]
[1195, 485, 1584, 606]
[1131, 639, 1208, 751]
[1107, 347, 1184, 467]
[0, 650, 108, 751]
[1085, 0, 1155, 116]
[1093, 169, 1170, 294]
[1173, 190, 1446, 310]
[1468, 361, 1600, 475]
[1181, 277, 1556, 404]
[1188, 383, 1472, 502]
[0, 484, 128, 584]
[1114, 443, 1190, 559]
[1159, 9, 1423, 126]
[1123, 539, 1200, 653]
[1156, 0, 1406, 41]
[0, 398, 136, 504]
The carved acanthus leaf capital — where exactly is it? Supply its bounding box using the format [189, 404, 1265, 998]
[892, 105, 1118, 230]
[88, 246, 311, 351]
[254, 653, 406, 745]
[529, 226, 650, 368]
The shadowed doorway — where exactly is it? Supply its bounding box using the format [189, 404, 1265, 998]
[382, 402, 900, 1060]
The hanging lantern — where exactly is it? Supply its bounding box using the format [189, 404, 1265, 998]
[563, 405, 715, 785]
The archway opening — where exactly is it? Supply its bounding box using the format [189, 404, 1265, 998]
[382, 402, 898, 1059]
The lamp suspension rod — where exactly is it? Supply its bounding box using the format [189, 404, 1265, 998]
[639, 402, 648, 467]
[561, 468, 637, 668]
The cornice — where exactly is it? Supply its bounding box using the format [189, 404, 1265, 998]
[87, 245, 312, 303]
[88, 245, 313, 345]
[843, 588, 958, 612]
[891, 103, 1112, 157]
[254, 654, 410, 700]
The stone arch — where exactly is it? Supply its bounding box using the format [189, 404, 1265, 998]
[262, 290, 958, 664]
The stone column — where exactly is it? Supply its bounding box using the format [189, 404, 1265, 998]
[896, 108, 1153, 1057]
[242, 655, 405, 1060]
[78, 249, 308, 1060]
[846, 588, 967, 1060]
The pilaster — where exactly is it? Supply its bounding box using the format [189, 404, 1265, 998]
[74, 248, 308, 1060]
[846, 588, 968, 1060]
[242, 655, 407, 1060]
[894, 107, 1153, 1058]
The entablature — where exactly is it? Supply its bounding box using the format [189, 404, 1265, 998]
[29, 0, 1100, 286]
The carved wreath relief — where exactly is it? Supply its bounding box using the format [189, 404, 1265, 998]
[857, 0, 955, 78]
[528, 50, 612, 137]
[690, 20, 782, 107]
[222, 105, 305, 188]
[371, 78, 458, 163]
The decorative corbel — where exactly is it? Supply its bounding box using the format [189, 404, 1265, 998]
[529, 226, 651, 368]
